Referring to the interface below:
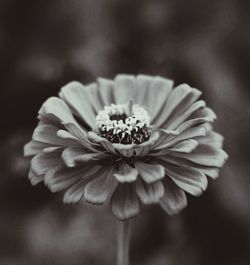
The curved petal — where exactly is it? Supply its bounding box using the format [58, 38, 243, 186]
[154, 125, 207, 150]
[111, 183, 140, 220]
[84, 165, 118, 204]
[97, 77, 115, 106]
[136, 179, 164, 204]
[62, 146, 107, 167]
[24, 141, 50, 157]
[164, 100, 206, 130]
[45, 165, 85, 192]
[112, 143, 135, 157]
[195, 131, 224, 148]
[154, 139, 199, 156]
[114, 163, 139, 183]
[28, 169, 44, 185]
[63, 164, 103, 204]
[38, 97, 77, 127]
[165, 164, 208, 196]
[148, 76, 173, 121]
[171, 143, 228, 167]
[85, 83, 104, 114]
[157, 155, 221, 179]
[113, 74, 137, 104]
[161, 89, 202, 129]
[153, 84, 192, 127]
[135, 161, 165, 184]
[59, 81, 96, 129]
[32, 124, 79, 146]
[135, 75, 154, 106]
[63, 123, 97, 151]
[31, 151, 62, 176]
[160, 178, 187, 215]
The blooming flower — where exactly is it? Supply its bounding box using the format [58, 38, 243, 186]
[24, 74, 228, 220]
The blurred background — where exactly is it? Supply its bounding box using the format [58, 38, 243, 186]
[0, 0, 250, 264]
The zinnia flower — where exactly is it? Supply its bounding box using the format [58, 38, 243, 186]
[24, 74, 228, 220]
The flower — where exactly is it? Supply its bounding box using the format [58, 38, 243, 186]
[24, 74, 228, 220]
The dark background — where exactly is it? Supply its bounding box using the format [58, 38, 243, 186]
[0, 0, 250, 264]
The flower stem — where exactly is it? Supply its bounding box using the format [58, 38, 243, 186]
[117, 219, 131, 265]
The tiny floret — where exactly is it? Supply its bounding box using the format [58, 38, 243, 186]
[96, 101, 151, 144]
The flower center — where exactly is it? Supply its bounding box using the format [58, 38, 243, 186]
[95, 101, 151, 144]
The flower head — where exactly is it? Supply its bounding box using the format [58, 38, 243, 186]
[24, 74, 228, 220]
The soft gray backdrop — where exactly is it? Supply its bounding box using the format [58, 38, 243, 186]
[0, 0, 249, 264]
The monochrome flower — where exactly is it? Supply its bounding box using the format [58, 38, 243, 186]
[24, 74, 228, 220]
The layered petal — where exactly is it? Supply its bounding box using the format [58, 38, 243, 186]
[135, 75, 173, 120]
[160, 178, 187, 215]
[111, 183, 140, 220]
[62, 146, 107, 167]
[31, 151, 62, 176]
[38, 97, 77, 127]
[136, 179, 164, 204]
[164, 164, 208, 196]
[59, 81, 96, 129]
[63, 164, 103, 204]
[84, 165, 118, 204]
[154, 84, 193, 127]
[45, 164, 85, 192]
[135, 161, 165, 184]
[113, 74, 137, 104]
[114, 163, 139, 183]
[170, 143, 228, 167]
[24, 141, 50, 157]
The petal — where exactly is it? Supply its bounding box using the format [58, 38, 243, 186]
[59, 81, 96, 129]
[28, 169, 44, 185]
[62, 147, 107, 167]
[160, 178, 187, 215]
[85, 83, 104, 114]
[97, 77, 115, 106]
[164, 100, 206, 130]
[153, 139, 198, 156]
[155, 125, 207, 150]
[112, 143, 135, 157]
[136, 179, 164, 204]
[149, 76, 174, 121]
[157, 155, 221, 179]
[196, 131, 224, 148]
[135, 161, 165, 184]
[161, 88, 202, 129]
[45, 165, 84, 192]
[114, 163, 139, 183]
[135, 75, 154, 106]
[168, 139, 199, 153]
[24, 141, 49, 157]
[84, 165, 118, 204]
[38, 97, 77, 126]
[153, 84, 193, 127]
[113, 74, 136, 104]
[111, 183, 140, 220]
[135, 75, 174, 119]
[63, 164, 103, 204]
[134, 131, 161, 156]
[188, 106, 217, 121]
[31, 151, 62, 176]
[64, 123, 97, 151]
[171, 143, 228, 167]
[165, 164, 208, 196]
[32, 124, 78, 146]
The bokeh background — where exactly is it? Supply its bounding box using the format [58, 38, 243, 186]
[1, 0, 250, 264]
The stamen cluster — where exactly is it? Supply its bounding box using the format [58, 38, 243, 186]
[96, 103, 151, 144]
